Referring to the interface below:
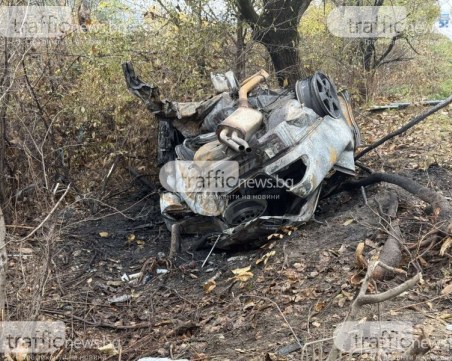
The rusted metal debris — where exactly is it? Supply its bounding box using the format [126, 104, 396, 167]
[123, 63, 361, 252]
[368, 100, 444, 112]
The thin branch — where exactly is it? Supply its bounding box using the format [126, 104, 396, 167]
[41, 309, 153, 330]
[374, 34, 404, 68]
[241, 294, 303, 349]
[19, 185, 71, 242]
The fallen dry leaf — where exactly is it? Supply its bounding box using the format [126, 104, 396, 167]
[440, 237, 452, 256]
[314, 301, 326, 312]
[441, 283, 452, 295]
[336, 295, 346, 308]
[230, 265, 254, 282]
[355, 242, 367, 269]
[350, 273, 363, 286]
[243, 301, 255, 311]
[283, 268, 299, 281]
[281, 225, 297, 235]
[203, 279, 217, 293]
[267, 233, 284, 240]
[98, 343, 119, 356]
[341, 290, 354, 300]
[256, 250, 276, 265]
[343, 218, 354, 226]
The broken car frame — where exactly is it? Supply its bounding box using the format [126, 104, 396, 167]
[123, 63, 361, 254]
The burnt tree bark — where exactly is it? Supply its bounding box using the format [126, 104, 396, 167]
[236, 0, 312, 87]
[235, 20, 247, 81]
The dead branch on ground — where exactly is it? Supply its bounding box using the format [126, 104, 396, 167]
[373, 191, 403, 280]
[41, 309, 153, 330]
[341, 173, 452, 236]
[327, 261, 422, 361]
[355, 95, 452, 160]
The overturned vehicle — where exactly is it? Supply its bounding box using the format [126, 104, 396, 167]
[123, 63, 361, 251]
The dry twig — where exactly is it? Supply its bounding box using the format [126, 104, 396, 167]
[19, 184, 71, 242]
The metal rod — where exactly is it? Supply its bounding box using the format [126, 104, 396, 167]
[201, 235, 221, 268]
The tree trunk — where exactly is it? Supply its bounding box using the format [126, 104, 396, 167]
[235, 20, 246, 81]
[235, 0, 311, 87]
[360, 39, 376, 72]
[265, 38, 301, 86]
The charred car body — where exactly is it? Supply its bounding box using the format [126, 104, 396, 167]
[123, 63, 361, 251]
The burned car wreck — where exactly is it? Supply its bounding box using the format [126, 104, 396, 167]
[123, 63, 361, 252]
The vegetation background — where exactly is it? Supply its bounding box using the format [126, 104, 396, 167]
[0, 0, 450, 222]
[0, 0, 451, 359]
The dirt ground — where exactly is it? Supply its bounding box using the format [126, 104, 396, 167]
[5, 105, 452, 361]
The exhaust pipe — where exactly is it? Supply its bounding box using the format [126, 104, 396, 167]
[218, 129, 242, 152]
[231, 132, 251, 153]
[217, 69, 269, 152]
[238, 69, 270, 108]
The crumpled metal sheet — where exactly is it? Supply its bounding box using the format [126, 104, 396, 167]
[258, 114, 355, 198]
[159, 161, 227, 216]
[161, 89, 356, 228]
[124, 64, 360, 249]
[160, 192, 190, 219]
